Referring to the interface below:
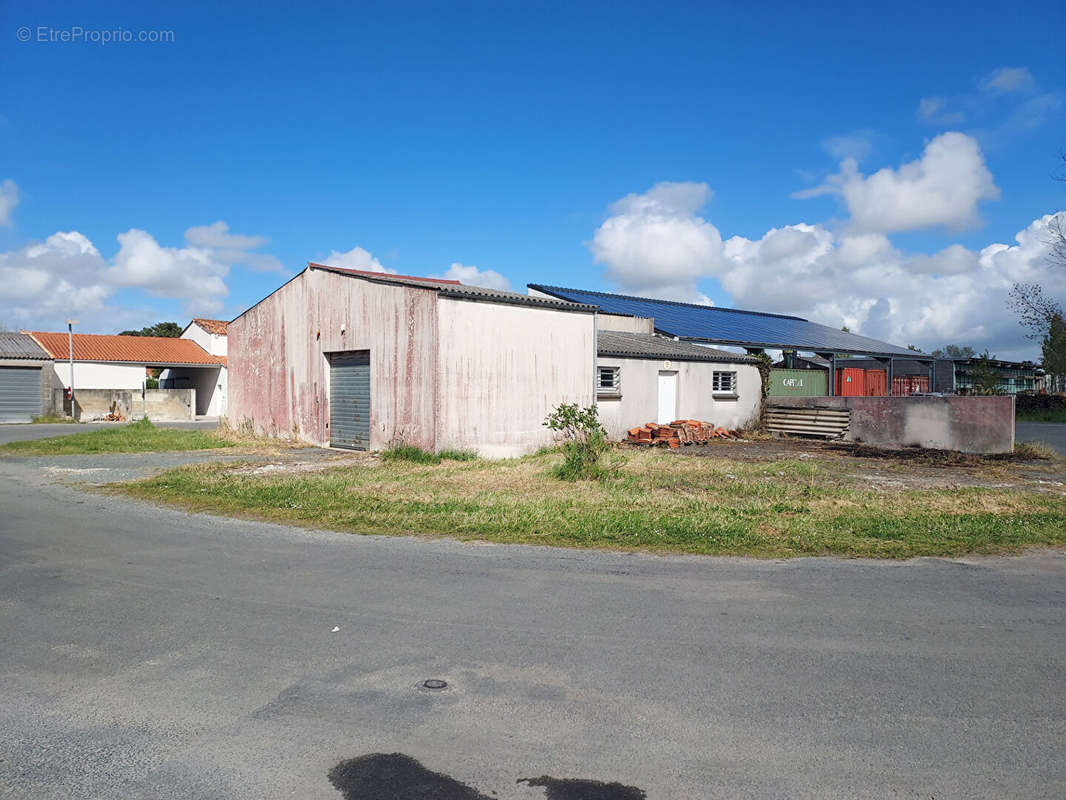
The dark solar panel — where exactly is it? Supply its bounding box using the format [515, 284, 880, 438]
[530, 285, 922, 357]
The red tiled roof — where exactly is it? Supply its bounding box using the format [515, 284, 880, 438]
[191, 318, 229, 335]
[29, 332, 226, 366]
[307, 263, 462, 285]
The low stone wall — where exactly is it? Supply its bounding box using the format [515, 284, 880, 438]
[769, 395, 1015, 454]
[58, 388, 196, 422]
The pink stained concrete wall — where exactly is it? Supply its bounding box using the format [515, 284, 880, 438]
[768, 395, 1016, 454]
[227, 269, 439, 449]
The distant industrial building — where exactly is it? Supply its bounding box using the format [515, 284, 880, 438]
[778, 354, 1043, 396]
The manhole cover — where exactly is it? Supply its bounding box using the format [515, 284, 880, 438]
[422, 679, 447, 690]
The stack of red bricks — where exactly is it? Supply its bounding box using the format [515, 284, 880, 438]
[625, 420, 742, 449]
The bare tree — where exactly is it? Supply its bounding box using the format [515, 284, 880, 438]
[1008, 283, 1063, 338]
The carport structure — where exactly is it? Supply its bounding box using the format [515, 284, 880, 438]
[29, 331, 227, 417]
[528, 285, 935, 396]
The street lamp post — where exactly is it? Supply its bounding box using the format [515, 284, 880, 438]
[67, 319, 79, 421]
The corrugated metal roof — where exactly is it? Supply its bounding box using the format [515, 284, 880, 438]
[30, 332, 225, 366]
[0, 332, 50, 360]
[598, 331, 756, 363]
[530, 284, 923, 357]
[310, 264, 596, 312]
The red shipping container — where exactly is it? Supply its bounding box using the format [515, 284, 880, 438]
[864, 369, 887, 396]
[836, 367, 866, 396]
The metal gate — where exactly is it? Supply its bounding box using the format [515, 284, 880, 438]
[329, 351, 370, 450]
[0, 366, 42, 423]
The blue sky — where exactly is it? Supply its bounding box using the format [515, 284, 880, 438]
[1, 0, 1064, 358]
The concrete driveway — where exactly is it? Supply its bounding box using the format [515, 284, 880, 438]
[0, 419, 218, 445]
[1017, 421, 1066, 456]
[0, 453, 1063, 799]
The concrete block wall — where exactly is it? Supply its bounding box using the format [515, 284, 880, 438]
[768, 395, 1015, 454]
[60, 389, 196, 422]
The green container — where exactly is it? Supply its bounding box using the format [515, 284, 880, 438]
[768, 368, 828, 397]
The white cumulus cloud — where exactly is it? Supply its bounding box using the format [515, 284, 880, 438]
[589, 160, 1061, 359]
[0, 221, 279, 331]
[721, 215, 1064, 359]
[319, 245, 395, 274]
[589, 181, 724, 301]
[434, 262, 511, 290]
[795, 132, 1000, 233]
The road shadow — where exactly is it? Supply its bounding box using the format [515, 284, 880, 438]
[328, 753, 645, 799]
[518, 774, 646, 799]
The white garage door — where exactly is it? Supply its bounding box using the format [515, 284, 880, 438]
[0, 366, 42, 423]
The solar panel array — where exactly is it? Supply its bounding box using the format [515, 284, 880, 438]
[530, 285, 922, 357]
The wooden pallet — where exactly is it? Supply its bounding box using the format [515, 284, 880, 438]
[766, 407, 851, 439]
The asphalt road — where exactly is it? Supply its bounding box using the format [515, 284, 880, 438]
[0, 452, 1064, 799]
[1016, 421, 1066, 455]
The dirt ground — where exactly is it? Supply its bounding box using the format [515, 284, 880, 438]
[675, 436, 1066, 492]
[204, 435, 1066, 496]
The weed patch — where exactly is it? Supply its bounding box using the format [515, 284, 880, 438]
[0, 418, 233, 456]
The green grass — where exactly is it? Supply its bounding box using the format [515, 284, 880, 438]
[31, 414, 76, 424]
[382, 444, 480, 464]
[0, 418, 234, 455]
[115, 448, 1066, 559]
[1017, 408, 1066, 423]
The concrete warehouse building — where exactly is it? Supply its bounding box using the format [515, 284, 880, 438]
[227, 264, 763, 456]
[228, 264, 596, 457]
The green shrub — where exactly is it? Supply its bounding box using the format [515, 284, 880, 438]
[543, 402, 611, 481]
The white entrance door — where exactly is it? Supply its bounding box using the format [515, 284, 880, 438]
[657, 371, 678, 424]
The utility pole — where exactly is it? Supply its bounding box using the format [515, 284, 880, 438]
[67, 319, 79, 421]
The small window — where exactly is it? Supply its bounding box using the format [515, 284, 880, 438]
[712, 370, 737, 395]
[598, 366, 621, 396]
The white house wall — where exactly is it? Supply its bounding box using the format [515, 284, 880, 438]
[183, 324, 228, 357]
[435, 297, 596, 458]
[51, 361, 147, 390]
[596, 357, 761, 440]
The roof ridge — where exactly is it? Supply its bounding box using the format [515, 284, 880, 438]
[528, 284, 808, 322]
[308, 263, 462, 285]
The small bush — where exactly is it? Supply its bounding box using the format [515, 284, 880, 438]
[381, 443, 441, 464]
[145, 377, 159, 389]
[1014, 441, 1057, 460]
[543, 402, 611, 480]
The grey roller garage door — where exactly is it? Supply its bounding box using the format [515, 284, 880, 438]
[0, 366, 42, 423]
[329, 351, 370, 450]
